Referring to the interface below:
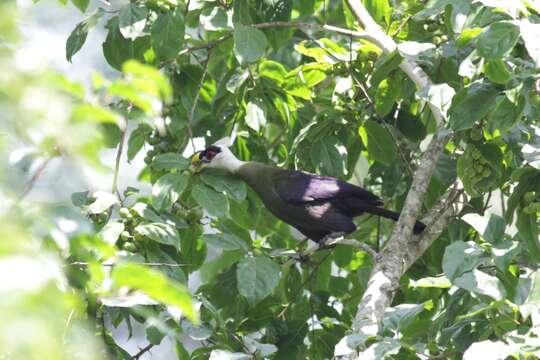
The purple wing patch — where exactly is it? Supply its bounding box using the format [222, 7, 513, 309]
[274, 170, 382, 205]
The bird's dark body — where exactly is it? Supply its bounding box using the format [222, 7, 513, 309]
[236, 162, 425, 242]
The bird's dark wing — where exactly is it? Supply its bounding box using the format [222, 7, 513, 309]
[273, 170, 382, 206]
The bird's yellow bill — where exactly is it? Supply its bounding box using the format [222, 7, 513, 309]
[191, 152, 201, 165]
[191, 152, 203, 173]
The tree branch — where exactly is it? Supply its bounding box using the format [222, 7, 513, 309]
[17, 155, 54, 202]
[133, 343, 154, 359]
[112, 117, 127, 200]
[338, 1, 456, 357]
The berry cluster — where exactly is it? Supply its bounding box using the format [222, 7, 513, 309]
[523, 191, 540, 215]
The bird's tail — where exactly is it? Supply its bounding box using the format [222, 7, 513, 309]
[365, 206, 426, 234]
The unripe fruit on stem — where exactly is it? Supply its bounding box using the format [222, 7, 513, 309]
[120, 231, 131, 241]
[122, 242, 137, 252]
[470, 129, 483, 141]
[119, 207, 130, 218]
[524, 192, 536, 203]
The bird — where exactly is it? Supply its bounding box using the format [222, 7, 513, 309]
[191, 144, 426, 244]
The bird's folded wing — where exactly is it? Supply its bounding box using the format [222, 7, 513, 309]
[273, 171, 382, 205]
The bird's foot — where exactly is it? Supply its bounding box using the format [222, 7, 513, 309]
[319, 232, 346, 249]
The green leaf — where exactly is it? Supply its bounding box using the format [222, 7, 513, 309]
[127, 123, 152, 162]
[200, 170, 247, 202]
[66, 22, 88, 62]
[118, 4, 147, 39]
[245, 101, 266, 132]
[152, 153, 190, 171]
[88, 191, 118, 214]
[476, 22, 520, 60]
[102, 17, 149, 71]
[71, 190, 91, 207]
[191, 184, 229, 218]
[71, 0, 89, 12]
[370, 51, 402, 88]
[518, 20, 540, 67]
[309, 136, 347, 177]
[208, 350, 250, 360]
[112, 263, 197, 323]
[516, 212, 540, 262]
[463, 340, 511, 360]
[409, 276, 451, 288]
[258, 60, 287, 84]
[100, 221, 124, 245]
[487, 96, 519, 133]
[135, 222, 180, 251]
[200, 6, 231, 31]
[72, 104, 119, 125]
[233, 24, 267, 65]
[202, 233, 249, 252]
[396, 111, 426, 142]
[484, 60, 512, 84]
[152, 173, 189, 211]
[449, 81, 498, 130]
[236, 256, 280, 305]
[363, 0, 391, 25]
[454, 269, 506, 300]
[361, 120, 397, 166]
[151, 10, 185, 61]
[383, 303, 426, 331]
[442, 241, 488, 281]
[521, 269, 540, 318]
[146, 325, 165, 345]
[374, 79, 398, 116]
[132, 202, 163, 222]
[492, 241, 521, 271]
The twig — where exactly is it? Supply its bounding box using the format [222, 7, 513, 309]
[187, 51, 212, 152]
[175, 22, 372, 61]
[18, 156, 53, 201]
[133, 343, 154, 359]
[184, 0, 191, 16]
[390, 14, 412, 37]
[112, 117, 127, 200]
[65, 261, 192, 268]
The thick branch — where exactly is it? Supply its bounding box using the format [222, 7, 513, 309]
[341, 1, 455, 357]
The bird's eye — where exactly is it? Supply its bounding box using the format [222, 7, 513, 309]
[204, 150, 217, 162]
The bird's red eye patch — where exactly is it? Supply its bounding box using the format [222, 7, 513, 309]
[205, 150, 217, 160]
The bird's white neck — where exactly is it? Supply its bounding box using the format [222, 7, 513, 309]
[221, 156, 246, 174]
[210, 149, 246, 174]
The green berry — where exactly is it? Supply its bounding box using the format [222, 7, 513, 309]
[120, 231, 131, 241]
[98, 212, 109, 223]
[524, 204, 536, 214]
[148, 135, 160, 145]
[531, 202, 540, 213]
[524, 192, 536, 203]
[470, 129, 482, 141]
[482, 169, 491, 178]
[147, 148, 158, 157]
[158, 142, 169, 152]
[122, 242, 137, 252]
[119, 207, 130, 218]
[144, 155, 153, 165]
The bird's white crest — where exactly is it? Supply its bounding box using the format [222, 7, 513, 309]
[203, 145, 245, 174]
[213, 124, 238, 147]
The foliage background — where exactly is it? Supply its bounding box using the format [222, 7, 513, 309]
[2, 0, 540, 359]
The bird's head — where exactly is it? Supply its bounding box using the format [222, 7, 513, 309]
[191, 144, 244, 174]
